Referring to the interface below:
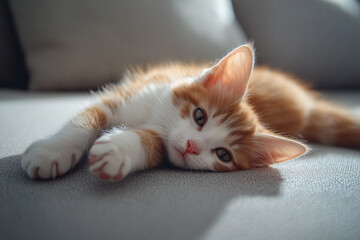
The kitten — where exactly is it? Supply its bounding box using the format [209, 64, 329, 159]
[21, 43, 360, 180]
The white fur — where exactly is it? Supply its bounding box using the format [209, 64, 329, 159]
[21, 123, 97, 179]
[89, 128, 146, 179]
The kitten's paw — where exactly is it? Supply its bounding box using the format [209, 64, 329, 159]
[88, 140, 132, 181]
[21, 139, 82, 179]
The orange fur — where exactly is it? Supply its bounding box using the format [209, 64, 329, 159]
[180, 102, 192, 119]
[73, 105, 107, 129]
[213, 162, 237, 172]
[135, 129, 164, 168]
[247, 67, 313, 136]
[102, 97, 118, 113]
[247, 67, 360, 149]
[100, 62, 207, 101]
[302, 100, 360, 149]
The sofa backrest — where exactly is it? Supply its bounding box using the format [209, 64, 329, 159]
[232, 0, 360, 89]
[7, 0, 246, 91]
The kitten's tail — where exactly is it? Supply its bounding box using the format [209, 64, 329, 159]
[301, 99, 360, 149]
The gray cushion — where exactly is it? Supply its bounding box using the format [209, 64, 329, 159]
[9, 0, 246, 90]
[232, 0, 360, 88]
[1, 90, 360, 240]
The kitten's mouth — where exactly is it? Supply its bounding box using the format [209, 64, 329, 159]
[173, 146, 188, 167]
[174, 147, 185, 159]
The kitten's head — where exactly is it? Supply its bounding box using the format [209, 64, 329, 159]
[168, 43, 308, 171]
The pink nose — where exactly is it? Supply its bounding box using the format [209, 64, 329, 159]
[185, 140, 199, 155]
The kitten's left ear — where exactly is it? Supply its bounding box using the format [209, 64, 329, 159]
[200, 43, 255, 99]
[246, 133, 309, 168]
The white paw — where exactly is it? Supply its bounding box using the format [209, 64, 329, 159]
[21, 139, 82, 179]
[88, 139, 132, 181]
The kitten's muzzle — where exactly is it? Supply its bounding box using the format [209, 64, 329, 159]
[185, 140, 199, 155]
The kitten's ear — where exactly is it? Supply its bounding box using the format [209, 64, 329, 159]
[247, 133, 309, 167]
[200, 43, 255, 99]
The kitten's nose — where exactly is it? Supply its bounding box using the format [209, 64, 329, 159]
[185, 140, 199, 155]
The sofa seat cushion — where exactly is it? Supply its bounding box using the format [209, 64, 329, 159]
[1, 89, 360, 240]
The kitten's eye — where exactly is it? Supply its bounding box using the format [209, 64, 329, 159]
[194, 108, 207, 127]
[215, 148, 232, 162]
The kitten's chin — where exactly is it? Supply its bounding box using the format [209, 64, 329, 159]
[167, 146, 187, 168]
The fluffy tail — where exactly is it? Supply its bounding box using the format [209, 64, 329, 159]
[301, 99, 360, 149]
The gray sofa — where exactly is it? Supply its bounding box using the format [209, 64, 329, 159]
[1, 1, 360, 240]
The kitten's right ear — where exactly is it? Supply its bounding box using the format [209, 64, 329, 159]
[198, 43, 255, 100]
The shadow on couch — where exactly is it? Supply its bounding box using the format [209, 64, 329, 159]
[0, 154, 283, 240]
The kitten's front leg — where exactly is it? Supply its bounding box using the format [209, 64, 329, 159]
[88, 127, 164, 180]
[21, 104, 113, 179]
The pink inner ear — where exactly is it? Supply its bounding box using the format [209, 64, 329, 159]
[203, 44, 254, 99]
[203, 66, 225, 89]
[249, 134, 309, 167]
[268, 137, 308, 163]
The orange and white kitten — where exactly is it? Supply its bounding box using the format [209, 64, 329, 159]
[22, 43, 360, 180]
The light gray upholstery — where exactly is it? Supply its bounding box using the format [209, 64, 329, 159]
[232, 0, 360, 88]
[1, 90, 360, 240]
[9, 0, 246, 90]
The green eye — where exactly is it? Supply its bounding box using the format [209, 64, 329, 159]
[215, 148, 232, 162]
[194, 108, 206, 127]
